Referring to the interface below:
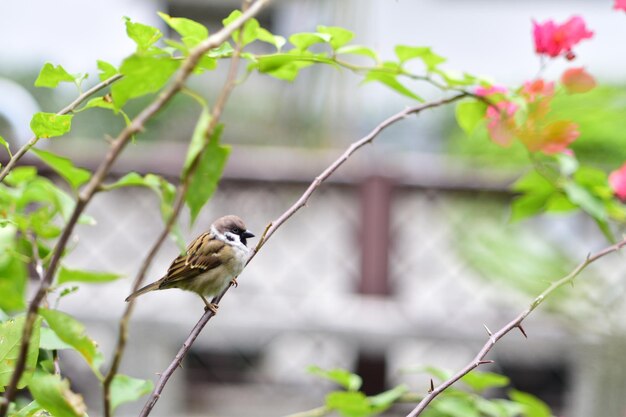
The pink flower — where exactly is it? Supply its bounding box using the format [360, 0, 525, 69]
[522, 79, 555, 101]
[615, 0, 626, 12]
[533, 16, 593, 58]
[539, 121, 580, 154]
[561, 67, 596, 94]
[475, 85, 507, 97]
[609, 163, 626, 202]
[486, 101, 518, 147]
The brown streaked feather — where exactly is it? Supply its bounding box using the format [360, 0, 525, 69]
[158, 233, 226, 288]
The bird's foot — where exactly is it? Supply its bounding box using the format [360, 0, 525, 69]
[204, 303, 219, 315]
[231, 277, 239, 288]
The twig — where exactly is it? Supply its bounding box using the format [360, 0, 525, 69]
[25, 232, 62, 376]
[405, 237, 626, 417]
[100, 8, 249, 417]
[137, 92, 468, 417]
[0, 74, 123, 182]
[0, 3, 269, 416]
[249, 93, 466, 257]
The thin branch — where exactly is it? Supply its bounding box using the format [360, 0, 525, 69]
[0, 74, 123, 182]
[405, 237, 626, 417]
[137, 92, 468, 417]
[0, 3, 269, 416]
[101, 10, 249, 417]
[249, 93, 467, 256]
[25, 233, 61, 376]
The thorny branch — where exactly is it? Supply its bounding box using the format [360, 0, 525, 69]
[0, 2, 269, 416]
[137, 93, 468, 417]
[405, 237, 626, 417]
[0, 74, 123, 183]
[101, 8, 249, 417]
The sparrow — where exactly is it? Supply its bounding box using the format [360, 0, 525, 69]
[125, 215, 255, 313]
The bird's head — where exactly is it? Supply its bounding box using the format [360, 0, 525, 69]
[213, 215, 255, 247]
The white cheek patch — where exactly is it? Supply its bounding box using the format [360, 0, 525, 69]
[224, 231, 239, 243]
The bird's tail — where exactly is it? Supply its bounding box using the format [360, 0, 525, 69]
[125, 280, 162, 302]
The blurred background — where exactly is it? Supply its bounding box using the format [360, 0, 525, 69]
[2, 0, 626, 416]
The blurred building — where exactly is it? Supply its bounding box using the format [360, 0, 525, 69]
[2, 1, 626, 417]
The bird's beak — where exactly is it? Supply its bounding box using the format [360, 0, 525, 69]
[242, 230, 255, 239]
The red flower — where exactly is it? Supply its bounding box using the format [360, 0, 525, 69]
[486, 102, 518, 147]
[615, 0, 626, 12]
[609, 163, 626, 202]
[533, 16, 593, 58]
[561, 67, 596, 94]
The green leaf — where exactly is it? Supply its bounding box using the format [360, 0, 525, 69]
[461, 371, 509, 392]
[111, 54, 181, 109]
[34, 63, 77, 88]
[307, 365, 362, 391]
[508, 390, 551, 417]
[110, 374, 154, 413]
[255, 53, 318, 81]
[510, 171, 557, 221]
[39, 327, 72, 351]
[435, 69, 478, 86]
[368, 384, 408, 412]
[30, 113, 73, 139]
[207, 42, 234, 58]
[456, 101, 487, 136]
[257, 28, 286, 51]
[395, 45, 446, 70]
[511, 193, 551, 221]
[97, 60, 120, 81]
[545, 192, 578, 213]
[125, 17, 162, 54]
[475, 397, 514, 417]
[317, 26, 354, 49]
[57, 266, 122, 284]
[563, 182, 607, 220]
[31, 148, 91, 190]
[38, 308, 103, 375]
[0, 316, 41, 391]
[326, 391, 372, 417]
[185, 113, 230, 225]
[0, 135, 11, 158]
[336, 45, 378, 61]
[29, 373, 86, 417]
[0, 226, 27, 312]
[81, 96, 115, 111]
[222, 10, 259, 46]
[364, 70, 423, 101]
[11, 400, 45, 417]
[433, 395, 480, 417]
[5, 167, 37, 186]
[158, 12, 208, 49]
[289, 32, 332, 51]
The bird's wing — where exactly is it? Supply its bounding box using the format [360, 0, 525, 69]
[159, 233, 225, 287]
